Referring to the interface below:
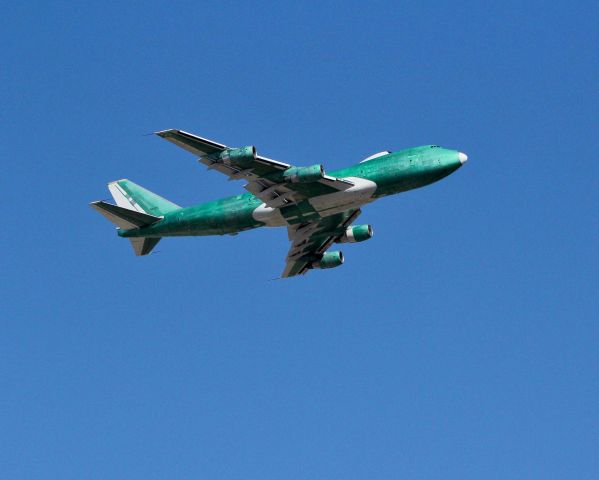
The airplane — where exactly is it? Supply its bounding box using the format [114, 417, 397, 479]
[90, 129, 468, 278]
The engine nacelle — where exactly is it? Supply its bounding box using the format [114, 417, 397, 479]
[311, 251, 344, 269]
[283, 164, 325, 183]
[337, 224, 374, 243]
[218, 146, 256, 168]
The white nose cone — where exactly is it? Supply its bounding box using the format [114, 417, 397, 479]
[458, 152, 468, 164]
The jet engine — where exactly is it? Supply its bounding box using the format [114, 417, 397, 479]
[218, 146, 256, 168]
[311, 251, 344, 269]
[337, 224, 374, 243]
[283, 164, 325, 183]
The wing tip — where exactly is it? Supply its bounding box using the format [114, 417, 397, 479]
[154, 129, 178, 138]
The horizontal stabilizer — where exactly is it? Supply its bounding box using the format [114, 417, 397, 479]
[90, 201, 161, 230]
[129, 237, 161, 256]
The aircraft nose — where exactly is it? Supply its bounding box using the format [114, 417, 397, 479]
[458, 152, 468, 164]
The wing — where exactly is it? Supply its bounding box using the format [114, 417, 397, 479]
[156, 129, 353, 208]
[282, 209, 361, 278]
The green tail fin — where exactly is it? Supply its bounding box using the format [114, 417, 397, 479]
[108, 179, 180, 216]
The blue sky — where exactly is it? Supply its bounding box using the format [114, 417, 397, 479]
[2, 1, 598, 478]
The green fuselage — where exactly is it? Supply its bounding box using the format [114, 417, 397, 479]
[120, 145, 463, 239]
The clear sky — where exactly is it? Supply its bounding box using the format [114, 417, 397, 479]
[2, 1, 598, 478]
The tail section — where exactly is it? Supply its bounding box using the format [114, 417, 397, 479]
[91, 179, 181, 256]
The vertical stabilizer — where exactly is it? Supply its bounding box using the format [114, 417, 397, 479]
[108, 179, 180, 216]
